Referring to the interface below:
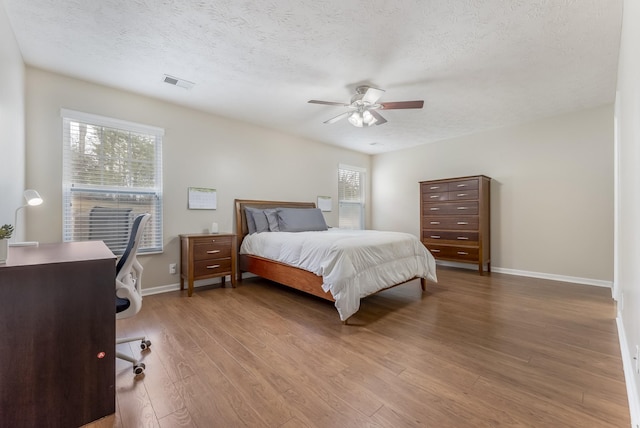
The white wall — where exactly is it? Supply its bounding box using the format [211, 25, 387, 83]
[24, 67, 370, 289]
[372, 105, 614, 283]
[0, 2, 25, 235]
[616, 0, 640, 423]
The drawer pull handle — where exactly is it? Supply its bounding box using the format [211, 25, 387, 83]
[430, 186, 441, 190]
[457, 251, 468, 255]
[430, 221, 440, 225]
[430, 207, 440, 211]
[456, 184, 467, 187]
[457, 207, 468, 210]
[430, 195, 439, 199]
[206, 264, 221, 269]
[457, 221, 468, 225]
[457, 193, 467, 197]
[431, 249, 441, 253]
[457, 237, 469, 240]
[206, 250, 221, 254]
[430, 235, 441, 239]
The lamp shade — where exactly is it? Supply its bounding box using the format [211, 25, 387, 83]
[23, 189, 43, 206]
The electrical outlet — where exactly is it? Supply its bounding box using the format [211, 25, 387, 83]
[169, 263, 177, 274]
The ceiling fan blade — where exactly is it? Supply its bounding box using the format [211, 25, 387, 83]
[380, 100, 424, 109]
[324, 111, 351, 124]
[308, 100, 350, 106]
[362, 87, 385, 105]
[369, 109, 387, 125]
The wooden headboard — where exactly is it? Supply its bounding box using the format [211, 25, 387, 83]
[234, 199, 316, 245]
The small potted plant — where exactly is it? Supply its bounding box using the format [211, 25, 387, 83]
[0, 224, 13, 263]
[0, 224, 14, 240]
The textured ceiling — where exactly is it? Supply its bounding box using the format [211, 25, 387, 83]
[3, 0, 623, 154]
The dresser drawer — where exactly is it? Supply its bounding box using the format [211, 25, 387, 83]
[193, 258, 232, 277]
[424, 201, 478, 216]
[423, 216, 479, 230]
[423, 231, 478, 243]
[448, 189, 478, 200]
[422, 182, 449, 193]
[448, 178, 479, 191]
[423, 191, 449, 201]
[425, 244, 479, 262]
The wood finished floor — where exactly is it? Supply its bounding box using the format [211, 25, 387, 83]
[87, 267, 630, 427]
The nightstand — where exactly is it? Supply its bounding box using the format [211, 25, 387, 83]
[180, 233, 237, 296]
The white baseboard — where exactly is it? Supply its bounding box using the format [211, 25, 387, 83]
[491, 266, 613, 288]
[141, 277, 227, 296]
[617, 314, 640, 427]
[435, 260, 612, 288]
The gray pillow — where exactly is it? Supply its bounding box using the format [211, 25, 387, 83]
[264, 208, 280, 232]
[244, 207, 259, 234]
[251, 209, 270, 233]
[277, 208, 328, 232]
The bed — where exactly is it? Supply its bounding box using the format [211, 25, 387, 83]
[234, 199, 437, 322]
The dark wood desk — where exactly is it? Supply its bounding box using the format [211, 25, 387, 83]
[0, 241, 116, 428]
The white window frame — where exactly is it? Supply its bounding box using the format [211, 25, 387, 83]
[61, 109, 163, 255]
[338, 164, 366, 230]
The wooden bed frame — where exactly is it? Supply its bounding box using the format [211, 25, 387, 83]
[234, 199, 334, 301]
[234, 199, 427, 321]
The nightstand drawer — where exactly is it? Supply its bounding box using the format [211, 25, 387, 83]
[193, 258, 232, 277]
[194, 241, 232, 261]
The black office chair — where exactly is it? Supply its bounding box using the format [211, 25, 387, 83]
[115, 213, 152, 375]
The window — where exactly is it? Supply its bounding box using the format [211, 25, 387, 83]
[62, 109, 163, 255]
[338, 164, 365, 229]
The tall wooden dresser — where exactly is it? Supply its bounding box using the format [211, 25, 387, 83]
[420, 175, 491, 274]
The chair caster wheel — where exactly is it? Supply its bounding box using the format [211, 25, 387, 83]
[133, 363, 145, 375]
[140, 339, 151, 350]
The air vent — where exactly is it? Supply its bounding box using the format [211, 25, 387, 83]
[162, 74, 195, 90]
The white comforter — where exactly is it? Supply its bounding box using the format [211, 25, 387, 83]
[240, 228, 437, 320]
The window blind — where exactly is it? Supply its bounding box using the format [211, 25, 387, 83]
[338, 164, 365, 229]
[61, 109, 164, 255]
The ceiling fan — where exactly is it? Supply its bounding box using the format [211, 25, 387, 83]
[308, 86, 424, 127]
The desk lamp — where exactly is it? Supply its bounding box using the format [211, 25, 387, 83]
[10, 189, 43, 247]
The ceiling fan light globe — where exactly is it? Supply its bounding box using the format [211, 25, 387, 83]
[362, 110, 376, 126]
[348, 112, 364, 127]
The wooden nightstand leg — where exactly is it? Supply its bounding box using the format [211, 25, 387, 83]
[188, 280, 194, 297]
[221, 276, 226, 288]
